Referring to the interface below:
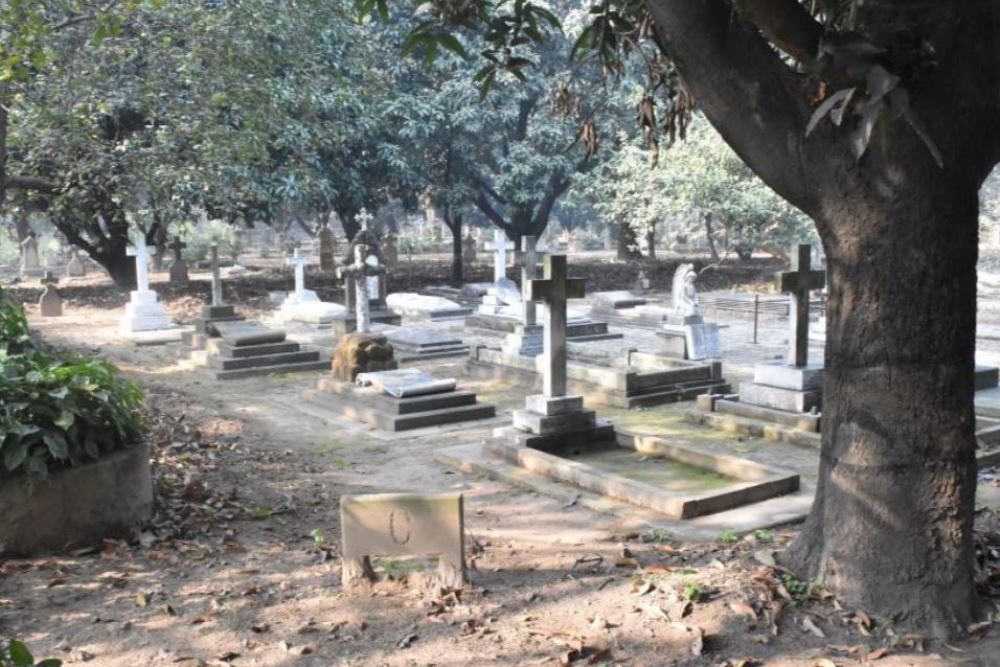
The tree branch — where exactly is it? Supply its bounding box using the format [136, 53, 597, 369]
[737, 0, 823, 64]
[474, 190, 510, 233]
[6, 175, 60, 193]
[645, 0, 821, 215]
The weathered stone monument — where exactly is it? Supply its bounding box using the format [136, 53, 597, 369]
[501, 236, 544, 357]
[65, 250, 87, 278]
[462, 232, 477, 264]
[334, 213, 401, 335]
[492, 255, 614, 449]
[340, 492, 466, 589]
[202, 320, 327, 379]
[318, 224, 337, 271]
[120, 235, 173, 334]
[695, 244, 825, 439]
[20, 232, 43, 278]
[168, 237, 189, 285]
[383, 234, 399, 271]
[477, 229, 516, 315]
[184, 244, 247, 350]
[655, 264, 723, 361]
[38, 271, 63, 317]
[276, 248, 347, 324]
[332, 243, 398, 381]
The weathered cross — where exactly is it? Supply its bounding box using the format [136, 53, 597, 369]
[41, 270, 58, 288]
[777, 243, 825, 367]
[210, 244, 224, 306]
[169, 236, 187, 262]
[126, 235, 152, 292]
[528, 255, 585, 397]
[337, 244, 381, 334]
[519, 235, 539, 326]
[286, 248, 309, 301]
[356, 208, 373, 232]
[484, 228, 515, 283]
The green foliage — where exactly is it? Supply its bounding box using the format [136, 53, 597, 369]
[0, 346, 145, 482]
[718, 529, 740, 544]
[683, 583, 704, 602]
[640, 527, 672, 544]
[0, 289, 31, 354]
[0, 638, 61, 667]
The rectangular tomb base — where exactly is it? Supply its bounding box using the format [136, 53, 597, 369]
[737, 382, 821, 413]
[384, 328, 469, 362]
[752, 362, 824, 391]
[303, 377, 496, 432]
[329, 311, 403, 337]
[203, 322, 328, 379]
[484, 430, 800, 520]
[465, 314, 623, 342]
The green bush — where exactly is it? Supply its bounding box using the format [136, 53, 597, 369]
[0, 290, 30, 354]
[0, 294, 144, 481]
[0, 639, 61, 666]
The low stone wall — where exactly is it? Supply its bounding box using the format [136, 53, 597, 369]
[0, 443, 153, 556]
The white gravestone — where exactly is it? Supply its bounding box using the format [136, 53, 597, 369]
[120, 235, 173, 333]
[277, 248, 346, 323]
[657, 263, 721, 361]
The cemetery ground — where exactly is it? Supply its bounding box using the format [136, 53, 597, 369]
[3, 258, 1000, 667]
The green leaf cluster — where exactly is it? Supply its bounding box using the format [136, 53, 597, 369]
[0, 300, 144, 482]
[0, 638, 61, 666]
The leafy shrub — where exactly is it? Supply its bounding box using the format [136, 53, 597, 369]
[0, 349, 144, 482]
[0, 639, 61, 666]
[0, 289, 30, 354]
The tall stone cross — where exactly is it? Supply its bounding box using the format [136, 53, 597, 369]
[338, 244, 375, 334]
[528, 255, 585, 397]
[286, 248, 309, 300]
[356, 207, 373, 232]
[126, 235, 152, 292]
[210, 243, 224, 306]
[519, 236, 539, 326]
[169, 236, 186, 262]
[777, 243, 825, 367]
[484, 229, 515, 283]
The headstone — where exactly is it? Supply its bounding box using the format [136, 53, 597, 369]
[634, 269, 651, 292]
[121, 235, 173, 333]
[168, 237, 189, 285]
[343, 245, 373, 333]
[38, 271, 62, 317]
[529, 255, 585, 398]
[20, 233, 43, 278]
[356, 369, 457, 398]
[340, 492, 466, 588]
[383, 234, 399, 271]
[484, 229, 514, 284]
[65, 250, 87, 278]
[656, 264, 722, 361]
[319, 225, 336, 271]
[779, 244, 825, 367]
[278, 247, 346, 324]
[462, 233, 477, 264]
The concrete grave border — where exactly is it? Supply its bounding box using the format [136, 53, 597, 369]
[484, 428, 799, 520]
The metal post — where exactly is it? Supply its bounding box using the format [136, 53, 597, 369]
[753, 294, 759, 344]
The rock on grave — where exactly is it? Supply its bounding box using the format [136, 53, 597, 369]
[331, 332, 398, 382]
[340, 492, 466, 589]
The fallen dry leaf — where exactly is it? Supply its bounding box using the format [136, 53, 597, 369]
[801, 616, 826, 638]
[729, 599, 757, 620]
[865, 646, 889, 661]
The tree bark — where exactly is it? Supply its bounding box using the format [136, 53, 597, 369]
[448, 212, 463, 285]
[786, 178, 980, 635]
[644, 224, 656, 260]
[703, 212, 720, 262]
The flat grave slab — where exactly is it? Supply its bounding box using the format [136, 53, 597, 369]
[384, 327, 469, 362]
[302, 373, 496, 432]
[214, 320, 286, 347]
[387, 292, 473, 320]
[203, 321, 327, 379]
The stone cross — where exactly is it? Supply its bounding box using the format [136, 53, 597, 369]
[126, 235, 152, 292]
[528, 255, 585, 397]
[286, 248, 309, 301]
[484, 229, 515, 283]
[338, 244, 375, 334]
[356, 208, 373, 232]
[777, 243, 825, 367]
[210, 244, 224, 306]
[519, 236, 539, 326]
[169, 236, 186, 262]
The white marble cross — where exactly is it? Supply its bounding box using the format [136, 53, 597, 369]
[777, 243, 825, 367]
[127, 235, 152, 292]
[484, 229, 515, 283]
[356, 208, 373, 232]
[528, 255, 585, 398]
[286, 248, 309, 300]
[339, 244, 374, 333]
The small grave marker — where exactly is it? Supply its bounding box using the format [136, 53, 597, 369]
[340, 492, 465, 589]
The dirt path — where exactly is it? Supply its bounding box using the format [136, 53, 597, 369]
[1, 305, 998, 666]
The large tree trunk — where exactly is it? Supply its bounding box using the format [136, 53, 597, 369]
[644, 224, 656, 260]
[786, 181, 980, 635]
[617, 221, 642, 261]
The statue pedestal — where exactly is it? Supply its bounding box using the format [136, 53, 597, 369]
[120, 290, 172, 333]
